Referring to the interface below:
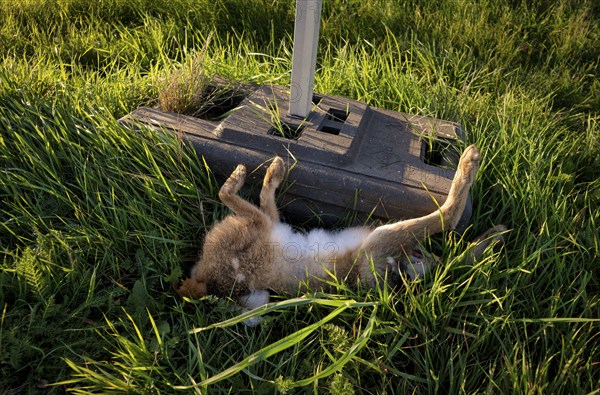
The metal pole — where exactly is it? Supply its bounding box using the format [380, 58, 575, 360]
[288, 0, 322, 118]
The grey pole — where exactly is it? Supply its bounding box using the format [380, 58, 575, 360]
[288, 0, 322, 118]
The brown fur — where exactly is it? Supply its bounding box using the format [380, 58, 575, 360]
[178, 145, 506, 308]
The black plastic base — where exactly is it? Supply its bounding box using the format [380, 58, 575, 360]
[120, 80, 471, 228]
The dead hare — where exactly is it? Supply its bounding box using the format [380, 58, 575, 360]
[177, 145, 506, 322]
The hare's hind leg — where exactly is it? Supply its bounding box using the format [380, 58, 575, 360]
[359, 145, 481, 282]
[259, 157, 285, 222]
[440, 144, 481, 230]
[219, 164, 263, 217]
[364, 145, 480, 249]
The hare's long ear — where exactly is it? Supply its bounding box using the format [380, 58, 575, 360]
[219, 164, 263, 218]
[259, 157, 285, 222]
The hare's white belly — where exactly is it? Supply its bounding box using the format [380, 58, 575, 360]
[269, 222, 370, 281]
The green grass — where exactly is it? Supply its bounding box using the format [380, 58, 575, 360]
[1, 0, 599, 393]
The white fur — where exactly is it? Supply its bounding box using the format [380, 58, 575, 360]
[239, 289, 270, 309]
[269, 223, 370, 282]
[386, 253, 435, 281]
[405, 253, 436, 280]
[239, 289, 270, 327]
[235, 272, 246, 282]
[404, 260, 432, 280]
[231, 258, 245, 282]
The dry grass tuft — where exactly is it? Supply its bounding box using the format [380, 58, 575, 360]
[157, 34, 247, 120]
[157, 33, 213, 116]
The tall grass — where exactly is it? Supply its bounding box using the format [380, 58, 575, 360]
[1, 0, 598, 393]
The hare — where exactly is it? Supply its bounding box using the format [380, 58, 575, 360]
[177, 145, 506, 313]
